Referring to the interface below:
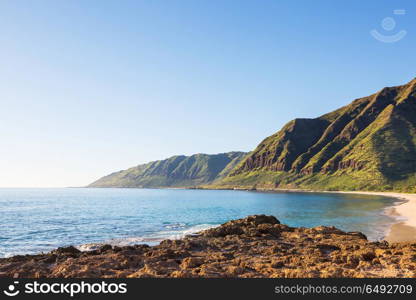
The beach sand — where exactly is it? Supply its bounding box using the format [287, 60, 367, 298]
[332, 191, 416, 242]
[386, 223, 416, 243]
[253, 188, 416, 242]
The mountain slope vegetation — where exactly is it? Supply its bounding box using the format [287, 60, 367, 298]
[89, 152, 247, 188]
[218, 78, 416, 192]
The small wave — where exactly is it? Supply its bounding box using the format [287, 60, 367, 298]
[163, 223, 187, 229]
[380, 200, 409, 240]
[77, 223, 218, 251]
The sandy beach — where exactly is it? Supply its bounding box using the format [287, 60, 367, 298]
[332, 191, 416, 243]
[235, 187, 416, 242]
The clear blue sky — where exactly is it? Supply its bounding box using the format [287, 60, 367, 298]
[0, 0, 415, 187]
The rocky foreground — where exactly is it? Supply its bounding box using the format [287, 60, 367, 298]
[1, 215, 416, 278]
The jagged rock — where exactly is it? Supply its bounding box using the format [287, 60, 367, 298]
[359, 250, 376, 261]
[52, 246, 81, 256]
[0, 215, 415, 278]
[203, 215, 279, 237]
[180, 257, 204, 269]
[99, 244, 113, 252]
[316, 244, 341, 254]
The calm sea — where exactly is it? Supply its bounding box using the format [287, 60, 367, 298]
[0, 188, 399, 257]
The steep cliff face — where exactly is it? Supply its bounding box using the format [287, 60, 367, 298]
[88, 152, 247, 188]
[232, 118, 331, 173]
[221, 78, 416, 192]
[90, 78, 416, 191]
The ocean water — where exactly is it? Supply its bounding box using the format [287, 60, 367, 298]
[0, 188, 399, 258]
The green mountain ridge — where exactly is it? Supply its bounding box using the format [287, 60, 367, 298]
[90, 78, 416, 192]
[88, 152, 247, 188]
[216, 78, 416, 192]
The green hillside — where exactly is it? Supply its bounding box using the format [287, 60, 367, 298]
[217, 78, 416, 192]
[89, 152, 247, 188]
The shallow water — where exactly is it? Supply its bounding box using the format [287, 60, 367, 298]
[0, 188, 398, 257]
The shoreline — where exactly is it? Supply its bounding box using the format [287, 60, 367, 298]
[93, 187, 416, 243]
[93, 186, 416, 243]
[252, 188, 416, 243]
[329, 191, 416, 243]
[3, 187, 415, 259]
[253, 188, 416, 242]
[2, 215, 416, 278]
[202, 186, 416, 242]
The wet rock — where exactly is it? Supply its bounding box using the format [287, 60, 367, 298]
[52, 246, 81, 256]
[41, 255, 57, 264]
[347, 232, 367, 240]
